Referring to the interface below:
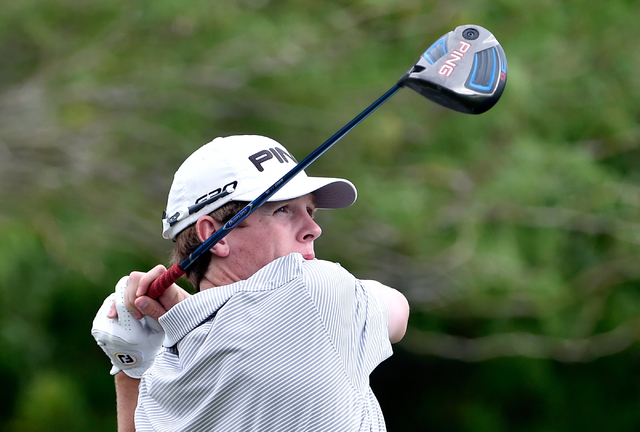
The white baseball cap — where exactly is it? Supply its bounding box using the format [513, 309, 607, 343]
[162, 135, 357, 239]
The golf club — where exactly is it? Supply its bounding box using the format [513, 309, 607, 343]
[148, 24, 507, 299]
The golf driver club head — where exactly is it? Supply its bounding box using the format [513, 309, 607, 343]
[397, 24, 507, 114]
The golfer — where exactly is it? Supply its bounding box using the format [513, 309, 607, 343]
[92, 135, 410, 431]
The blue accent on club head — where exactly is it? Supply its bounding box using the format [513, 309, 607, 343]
[499, 47, 507, 74]
[468, 47, 497, 92]
[422, 37, 447, 65]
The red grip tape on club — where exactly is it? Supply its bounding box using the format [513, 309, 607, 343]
[148, 264, 186, 299]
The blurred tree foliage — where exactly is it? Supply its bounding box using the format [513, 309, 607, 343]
[1, 0, 640, 431]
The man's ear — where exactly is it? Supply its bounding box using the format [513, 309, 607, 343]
[196, 216, 229, 258]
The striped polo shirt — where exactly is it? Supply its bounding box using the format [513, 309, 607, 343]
[135, 253, 393, 431]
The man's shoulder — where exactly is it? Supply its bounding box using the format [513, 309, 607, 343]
[252, 254, 356, 295]
[299, 257, 356, 293]
[303, 257, 348, 275]
[262, 253, 351, 278]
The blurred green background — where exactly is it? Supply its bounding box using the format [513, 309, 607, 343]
[2, 0, 640, 431]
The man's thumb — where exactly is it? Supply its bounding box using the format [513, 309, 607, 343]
[135, 296, 167, 321]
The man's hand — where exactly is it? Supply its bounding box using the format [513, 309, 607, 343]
[91, 276, 165, 378]
[108, 265, 191, 321]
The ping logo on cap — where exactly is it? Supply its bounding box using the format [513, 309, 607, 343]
[248, 147, 298, 172]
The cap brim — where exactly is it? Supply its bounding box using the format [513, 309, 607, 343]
[233, 175, 357, 209]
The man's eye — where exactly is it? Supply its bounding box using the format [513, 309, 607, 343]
[275, 206, 286, 213]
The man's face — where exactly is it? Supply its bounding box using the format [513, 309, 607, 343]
[222, 193, 322, 280]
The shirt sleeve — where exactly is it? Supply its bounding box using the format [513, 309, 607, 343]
[303, 260, 393, 392]
[351, 279, 393, 386]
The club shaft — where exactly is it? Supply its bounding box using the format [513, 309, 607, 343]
[148, 84, 400, 298]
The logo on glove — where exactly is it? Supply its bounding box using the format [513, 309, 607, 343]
[115, 352, 140, 366]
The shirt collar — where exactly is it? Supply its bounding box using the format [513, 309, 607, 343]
[160, 252, 305, 347]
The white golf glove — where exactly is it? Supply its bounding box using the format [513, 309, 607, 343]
[91, 276, 164, 379]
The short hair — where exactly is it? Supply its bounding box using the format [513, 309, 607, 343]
[171, 201, 248, 291]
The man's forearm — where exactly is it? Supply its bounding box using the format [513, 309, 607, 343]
[115, 372, 140, 432]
